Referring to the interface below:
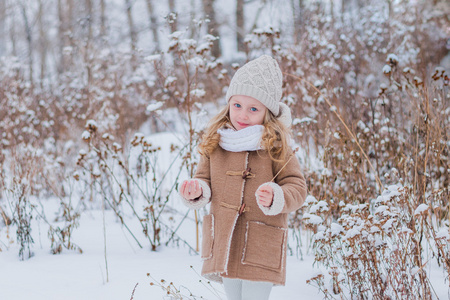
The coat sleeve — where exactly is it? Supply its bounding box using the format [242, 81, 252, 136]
[178, 153, 212, 209]
[255, 153, 307, 215]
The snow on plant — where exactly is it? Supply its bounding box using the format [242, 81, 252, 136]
[75, 118, 198, 252]
[306, 184, 449, 299]
[1, 147, 43, 260]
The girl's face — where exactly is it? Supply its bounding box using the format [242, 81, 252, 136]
[229, 95, 267, 130]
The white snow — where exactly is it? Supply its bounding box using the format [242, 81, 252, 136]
[144, 55, 162, 62]
[414, 204, 429, 215]
[386, 53, 399, 63]
[345, 228, 361, 239]
[303, 213, 323, 225]
[164, 76, 177, 86]
[81, 130, 91, 140]
[309, 201, 329, 214]
[330, 223, 344, 236]
[146, 102, 164, 112]
[0, 202, 321, 300]
[436, 228, 450, 240]
[190, 88, 206, 98]
[382, 64, 392, 74]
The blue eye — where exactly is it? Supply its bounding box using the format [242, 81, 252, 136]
[250, 107, 258, 112]
[234, 103, 241, 108]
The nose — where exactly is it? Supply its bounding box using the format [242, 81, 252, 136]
[240, 111, 249, 120]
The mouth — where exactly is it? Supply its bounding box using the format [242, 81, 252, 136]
[237, 122, 249, 128]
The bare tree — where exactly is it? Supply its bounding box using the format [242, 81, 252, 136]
[330, 0, 334, 23]
[38, 0, 48, 89]
[0, 0, 6, 56]
[100, 0, 106, 37]
[84, 0, 93, 84]
[250, 0, 266, 31]
[145, 0, 160, 52]
[85, 0, 93, 43]
[124, 0, 137, 67]
[20, 2, 33, 87]
[341, 0, 350, 22]
[202, 0, 221, 58]
[386, 0, 393, 20]
[9, 6, 17, 56]
[57, 0, 64, 73]
[67, 0, 74, 50]
[189, 0, 196, 38]
[292, 0, 305, 41]
[236, 0, 245, 52]
[168, 0, 177, 33]
[58, 0, 74, 74]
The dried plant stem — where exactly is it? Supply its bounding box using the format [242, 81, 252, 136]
[284, 72, 384, 191]
[101, 193, 143, 248]
[129, 283, 138, 300]
[195, 211, 199, 252]
[190, 265, 224, 299]
[0, 206, 9, 229]
[414, 113, 420, 201]
[423, 92, 430, 200]
[102, 193, 109, 283]
[185, 60, 200, 253]
[97, 162, 154, 246]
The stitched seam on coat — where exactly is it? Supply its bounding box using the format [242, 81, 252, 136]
[202, 272, 223, 284]
[281, 227, 287, 277]
[223, 214, 239, 275]
[201, 214, 214, 260]
[224, 152, 249, 275]
[241, 221, 288, 271]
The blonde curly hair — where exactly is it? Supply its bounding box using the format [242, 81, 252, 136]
[198, 103, 292, 163]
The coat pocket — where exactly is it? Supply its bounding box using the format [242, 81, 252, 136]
[242, 221, 287, 271]
[201, 214, 214, 260]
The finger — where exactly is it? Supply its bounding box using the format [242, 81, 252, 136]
[192, 181, 198, 194]
[181, 181, 187, 195]
[195, 180, 199, 192]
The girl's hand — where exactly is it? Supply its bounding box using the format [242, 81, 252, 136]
[181, 180, 203, 200]
[256, 185, 274, 207]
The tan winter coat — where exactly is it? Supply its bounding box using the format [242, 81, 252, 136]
[180, 147, 307, 286]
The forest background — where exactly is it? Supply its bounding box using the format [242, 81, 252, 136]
[0, 0, 449, 299]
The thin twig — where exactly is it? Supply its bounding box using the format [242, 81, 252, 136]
[283, 72, 384, 191]
[129, 283, 138, 300]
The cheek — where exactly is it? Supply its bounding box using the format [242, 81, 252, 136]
[252, 114, 264, 125]
[229, 109, 237, 120]
[254, 111, 266, 124]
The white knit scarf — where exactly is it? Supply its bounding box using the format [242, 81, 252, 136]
[218, 125, 264, 152]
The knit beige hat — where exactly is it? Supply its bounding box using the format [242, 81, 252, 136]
[226, 55, 292, 127]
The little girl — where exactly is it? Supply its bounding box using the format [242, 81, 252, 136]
[179, 55, 307, 300]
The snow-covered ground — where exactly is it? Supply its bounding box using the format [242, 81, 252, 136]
[0, 205, 321, 300]
[2, 188, 449, 299]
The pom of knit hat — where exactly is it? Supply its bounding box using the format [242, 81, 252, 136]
[226, 55, 283, 116]
[277, 102, 292, 128]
